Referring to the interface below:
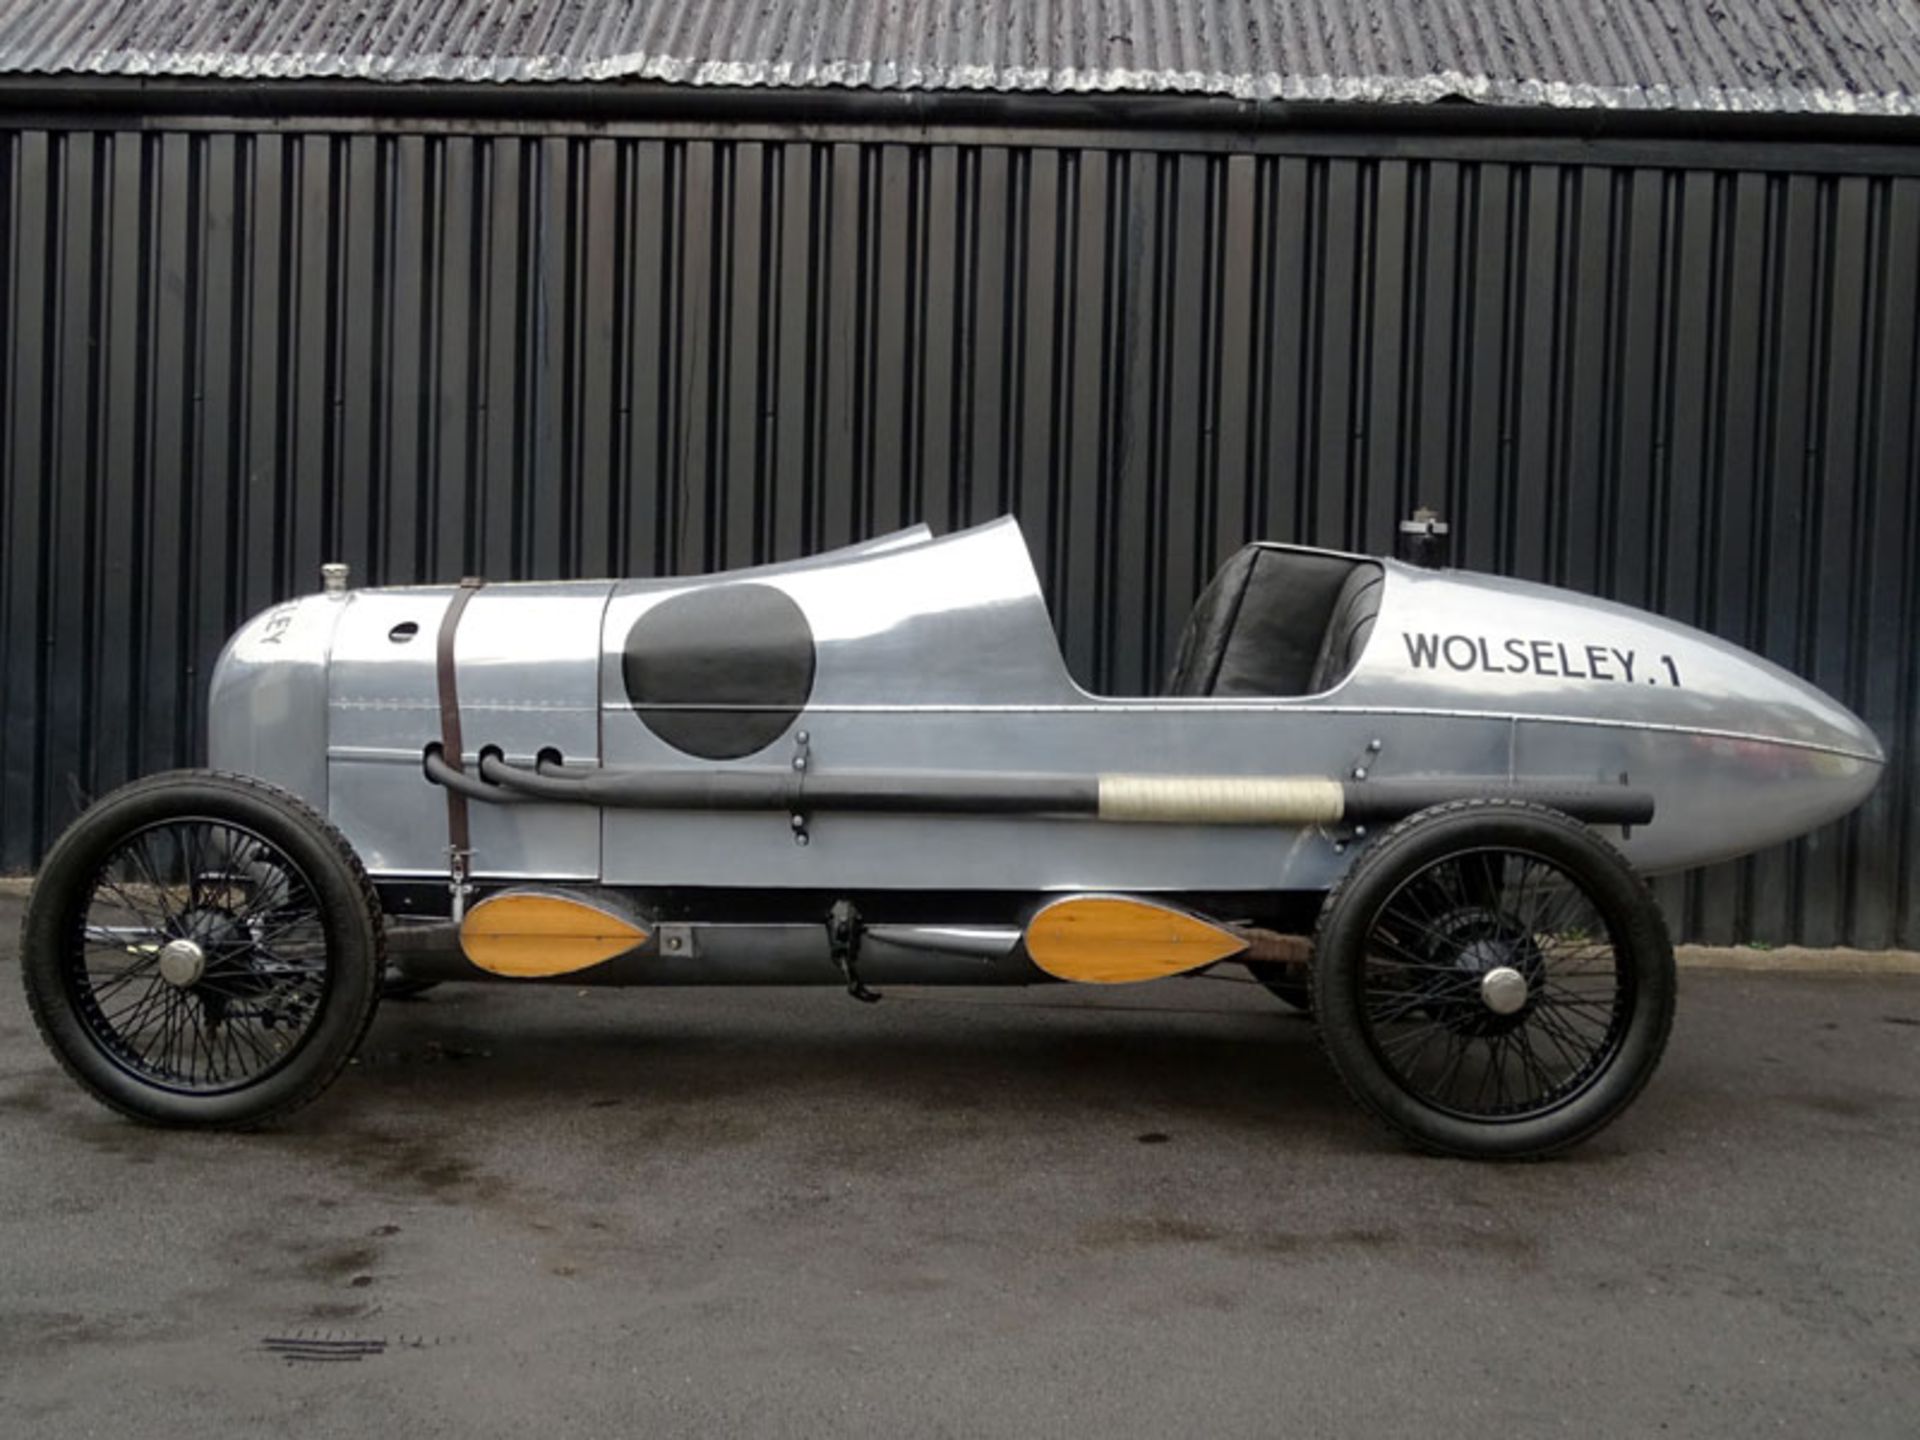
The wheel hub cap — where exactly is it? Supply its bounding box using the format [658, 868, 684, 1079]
[1479, 965, 1529, 1016]
[157, 938, 207, 988]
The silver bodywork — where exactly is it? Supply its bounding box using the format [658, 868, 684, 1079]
[209, 517, 1883, 894]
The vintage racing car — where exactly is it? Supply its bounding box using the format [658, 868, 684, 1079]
[18, 516, 1884, 1157]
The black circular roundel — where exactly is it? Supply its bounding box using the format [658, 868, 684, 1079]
[622, 583, 816, 760]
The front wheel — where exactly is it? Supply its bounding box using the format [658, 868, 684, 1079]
[20, 771, 383, 1128]
[1312, 800, 1675, 1160]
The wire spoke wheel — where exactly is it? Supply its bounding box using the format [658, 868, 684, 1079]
[1312, 800, 1675, 1160]
[21, 771, 383, 1128]
[1358, 848, 1626, 1122]
[67, 820, 331, 1094]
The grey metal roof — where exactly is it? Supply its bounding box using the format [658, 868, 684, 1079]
[0, 0, 1915, 116]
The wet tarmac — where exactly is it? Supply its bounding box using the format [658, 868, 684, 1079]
[3, 891, 1918, 1436]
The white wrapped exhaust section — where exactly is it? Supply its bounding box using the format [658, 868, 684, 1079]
[1097, 775, 1346, 825]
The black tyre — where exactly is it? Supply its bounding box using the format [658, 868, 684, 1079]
[1312, 800, 1675, 1160]
[20, 770, 383, 1128]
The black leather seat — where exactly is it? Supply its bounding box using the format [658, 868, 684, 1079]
[1164, 548, 1260, 697]
[1309, 561, 1385, 693]
[1164, 547, 1383, 698]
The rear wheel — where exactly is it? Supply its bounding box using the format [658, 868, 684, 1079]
[1312, 800, 1674, 1159]
[19, 771, 382, 1128]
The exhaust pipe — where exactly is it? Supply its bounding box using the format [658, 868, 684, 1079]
[424, 749, 1654, 829]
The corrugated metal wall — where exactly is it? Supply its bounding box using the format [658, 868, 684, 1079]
[1, 120, 1916, 945]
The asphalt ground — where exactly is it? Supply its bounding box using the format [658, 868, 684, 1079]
[2, 889, 1918, 1437]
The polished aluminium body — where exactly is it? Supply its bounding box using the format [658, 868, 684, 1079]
[208, 516, 1883, 897]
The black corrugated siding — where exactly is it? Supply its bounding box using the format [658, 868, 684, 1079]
[1, 122, 1915, 945]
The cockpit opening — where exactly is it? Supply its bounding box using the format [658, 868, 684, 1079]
[1163, 546, 1384, 698]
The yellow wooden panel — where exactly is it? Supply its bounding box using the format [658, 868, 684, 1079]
[1024, 896, 1248, 984]
[460, 892, 648, 978]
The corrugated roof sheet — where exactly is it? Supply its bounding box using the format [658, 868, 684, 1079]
[0, 0, 1915, 115]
